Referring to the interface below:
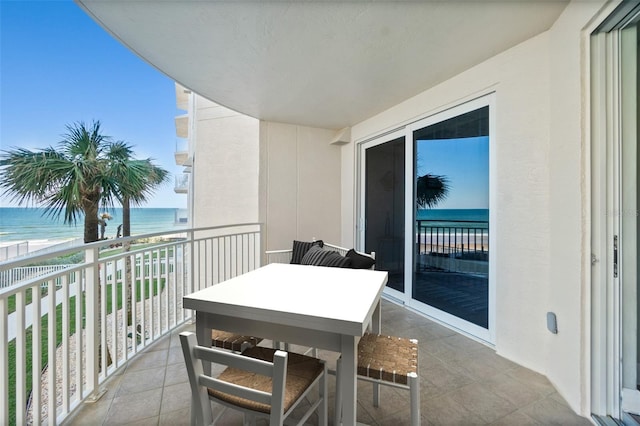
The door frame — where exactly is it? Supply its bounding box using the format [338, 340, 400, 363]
[358, 128, 408, 304]
[356, 94, 496, 344]
[406, 95, 496, 344]
[590, 3, 640, 420]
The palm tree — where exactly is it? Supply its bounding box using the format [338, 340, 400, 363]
[0, 120, 124, 368]
[105, 141, 169, 238]
[416, 173, 450, 209]
[104, 142, 169, 326]
[0, 121, 119, 243]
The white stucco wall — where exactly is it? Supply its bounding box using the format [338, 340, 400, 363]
[259, 122, 341, 251]
[546, 0, 612, 414]
[191, 97, 260, 228]
[343, 0, 608, 415]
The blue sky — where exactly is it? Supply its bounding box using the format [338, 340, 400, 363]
[1, 0, 186, 208]
[416, 136, 489, 209]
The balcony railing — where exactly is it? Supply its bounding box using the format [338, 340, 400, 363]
[0, 242, 29, 262]
[0, 223, 261, 425]
[416, 220, 489, 275]
[174, 173, 189, 194]
[416, 219, 489, 257]
[174, 208, 189, 226]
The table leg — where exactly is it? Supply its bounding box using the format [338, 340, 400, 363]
[340, 334, 358, 426]
[195, 312, 211, 376]
[372, 299, 381, 334]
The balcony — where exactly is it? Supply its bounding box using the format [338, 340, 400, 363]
[174, 138, 190, 166]
[175, 84, 190, 112]
[174, 115, 188, 139]
[174, 173, 189, 194]
[174, 208, 189, 226]
[0, 224, 591, 425]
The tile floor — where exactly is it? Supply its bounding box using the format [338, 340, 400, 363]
[62, 300, 593, 425]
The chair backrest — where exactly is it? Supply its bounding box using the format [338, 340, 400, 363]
[180, 332, 288, 425]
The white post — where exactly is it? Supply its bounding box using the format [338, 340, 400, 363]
[85, 246, 103, 402]
[0, 297, 8, 425]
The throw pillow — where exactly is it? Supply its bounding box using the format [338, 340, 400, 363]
[300, 245, 330, 266]
[345, 249, 375, 269]
[290, 239, 324, 264]
[319, 251, 352, 268]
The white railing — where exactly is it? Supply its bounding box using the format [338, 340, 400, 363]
[0, 242, 29, 262]
[0, 223, 262, 425]
[174, 174, 189, 192]
[0, 265, 71, 289]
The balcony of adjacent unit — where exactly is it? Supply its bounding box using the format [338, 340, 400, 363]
[175, 83, 190, 112]
[174, 172, 189, 194]
[174, 208, 189, 225]
[174, 137, 190, 166]
[174, 114, 188, 139]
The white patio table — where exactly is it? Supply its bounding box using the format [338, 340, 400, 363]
[182, 262, 388, 426]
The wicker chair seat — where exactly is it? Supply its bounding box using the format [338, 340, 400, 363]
[357, 333, 418, 386]
[208, 346, 325, 414]
[211, 329, 262, 352]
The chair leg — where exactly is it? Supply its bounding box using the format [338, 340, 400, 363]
[408, 372, 420, 426]
[373, 382, 380, 407]
[319, 362, 328, 426]
[334, 357, 342, 426]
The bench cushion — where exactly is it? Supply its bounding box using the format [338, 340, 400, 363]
[346, 249, 376, 269]
[301, 245, 330, 265]
[319, 251, 351, 268]
[291, 240, 323, 264]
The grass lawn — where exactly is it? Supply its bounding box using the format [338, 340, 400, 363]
[105, 278, 166, 314]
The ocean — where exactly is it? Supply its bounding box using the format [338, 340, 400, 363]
[416, 208, 489, 228]
[0, 207, 187, 242]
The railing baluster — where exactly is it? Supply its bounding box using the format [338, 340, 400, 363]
[15, 290, 26, 425]
[100, 259, 107, 378]
[172, 244, 177, 327]
[31, 284, 42, 425]
[149, 250, 155, 341]
[154, 249, 159, 335]
[120, 258, 127, 360]
[111, 259, 118, 369]
[47, 277, 57, 423]
[131, 252, 138, 354]
[75, 271, 83, 404]
[0, 296, 7, 425]
[62, 275, 70, 415]
[164, 247, 170, 333]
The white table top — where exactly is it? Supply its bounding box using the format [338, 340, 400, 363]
[183, 263, 388, 337]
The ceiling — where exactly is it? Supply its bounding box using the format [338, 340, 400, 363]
[77, 1, 569, 130]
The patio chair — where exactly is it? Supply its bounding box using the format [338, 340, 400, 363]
[180, 332, 328, 426]
[335, 333, 419, 426]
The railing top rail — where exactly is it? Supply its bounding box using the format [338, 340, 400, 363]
[0, 222, 262, 270]
[0, 264, 81, 297]
[417, 219, 489, 224]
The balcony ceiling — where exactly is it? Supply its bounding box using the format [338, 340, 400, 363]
[77, 1, 568, 130]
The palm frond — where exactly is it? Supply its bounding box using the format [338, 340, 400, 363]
[416, 173, 450, 209]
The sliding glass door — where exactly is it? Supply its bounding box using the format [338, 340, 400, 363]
[359, 96, 494, 342]
[362, 131, 406, 296]
[412, 106, 490, 330]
